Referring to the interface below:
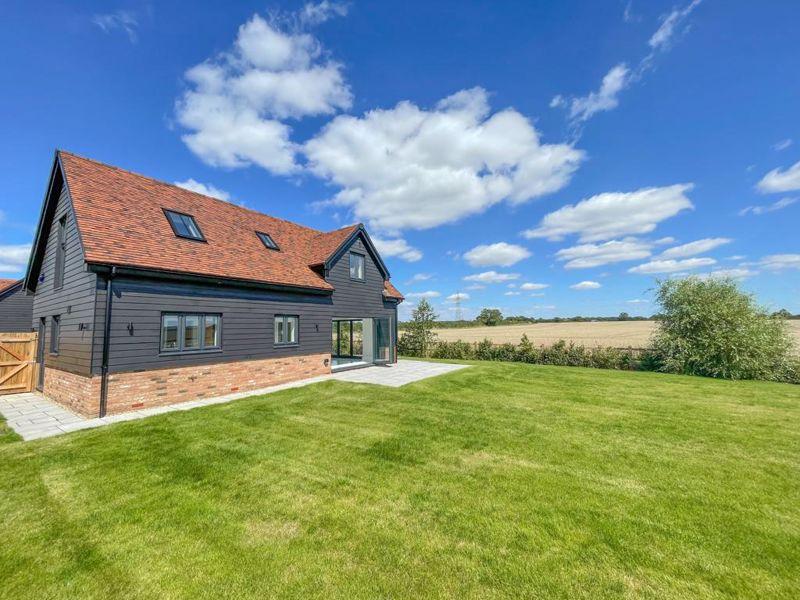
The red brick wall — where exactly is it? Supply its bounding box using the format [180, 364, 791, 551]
[43, 353, 332, 417]
[43, 367, 100, 417]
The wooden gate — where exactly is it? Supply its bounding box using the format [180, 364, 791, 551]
[0, 333, 37, 395]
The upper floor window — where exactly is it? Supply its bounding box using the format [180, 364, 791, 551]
[256, 231, 279, 251]
[274, 315, 299, 345]
[349, 252, 365, 281]
[164, 209, 205, 241]
[160, 313, 221, 353]
[54, 215, 66, 290]
[50, 315, 61, 354]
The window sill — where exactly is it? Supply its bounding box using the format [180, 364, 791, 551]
[159, 348, 222, 357]
[274, 343, 300, 348]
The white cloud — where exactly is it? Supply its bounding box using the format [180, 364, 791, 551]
[371, 236, 422, 262]
[553, 63, 630, 123]
[659, 237, 732, 259]
[757, 160, 800, 194]
[174, 178, 232, 202]
[408, 273, 432, 283]
[465, 284, 485, 291]
[523, 184, 693, 242]
[739, 197, 798, 216]
[93, 10, 139, 42]
[626, 299, 649, 304]
[570, 281, 601, 290]
[756, 254, 800, 271]
[463, 242, 531, 267]
[447, 292, 470, 302]
[555, 238, 652, 268]
[463, 271, 520, 284]
[520, 282, 549, 291]
[700, 268, 757, 280]
[305, 87, 584, 232]
[504, 291, 521, 296]
[649, 0, 703, 50]
[654, 236, 676, 245]
[298, 1, 348, 26]
[628, 257, 716, 274]
[405, 291, 441, 299]
[175, 12, 351, 175]
[773, 138, 793, 152]
[0, 244, 31, 274]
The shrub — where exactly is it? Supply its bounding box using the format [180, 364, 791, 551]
[650, 277, 798, 382]
[398, 299, 438, 357]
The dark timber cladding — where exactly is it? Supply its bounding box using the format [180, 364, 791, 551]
[30, 177, 97, 376]
[0, 282, 34, 333]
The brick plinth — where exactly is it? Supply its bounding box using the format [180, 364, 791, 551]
[42, 354, 332, 417]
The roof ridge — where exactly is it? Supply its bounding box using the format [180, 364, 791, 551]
[57, 149, 337, 236]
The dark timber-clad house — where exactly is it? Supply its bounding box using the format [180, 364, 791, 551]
[0, 279, 33, 332]
[24, 151, 404, 417]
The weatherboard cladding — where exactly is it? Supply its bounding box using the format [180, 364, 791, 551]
[31, 183, 98, 376]
[0, 281, 33, 333]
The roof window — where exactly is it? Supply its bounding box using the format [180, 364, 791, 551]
[164, 209, 205, 241]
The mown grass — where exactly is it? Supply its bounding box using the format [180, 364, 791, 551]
[0, 362, 798, 599]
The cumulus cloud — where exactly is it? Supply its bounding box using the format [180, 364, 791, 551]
[756, 161, 800, 193]
[405, 291, 441, 299]
[174, 178, 232, 202]
[0, 244, 31, 274]
[305, 87, 584, 232]
[504, 291, 521, 296]
[407, 273, 432, 283]
[520, 282, 549, 291]
[298, 1, 348, 26]
[463, 271, 520, 284]
[570, 281, 601, 290]
[700, 268, 757, 280]
[447, 292, 470, 302]
[523, 184, 693, 242]
[555, 238, 652, 269]
[371, 236, 422, 262]
[628, 257, 715, 274]
[93, 10, 139, 42]
[649, 0, 703, 50]
[659, 237, 732, 259]
[175, 11, 351, 174]
[739, 197, 797, 216]
[626, 299, 649, 304]
[552, 64, 629, 123]
[463, 242, 531, 267]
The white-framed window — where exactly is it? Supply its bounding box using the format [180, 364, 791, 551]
[349, 252, 365, 281]
[160, 313, 221, 352]
[274, 315, 299, 345]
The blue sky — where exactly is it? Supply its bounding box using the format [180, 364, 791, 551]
[1, 1, 798, 320]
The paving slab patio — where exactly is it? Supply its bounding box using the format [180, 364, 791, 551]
[0, 360, 468, 441]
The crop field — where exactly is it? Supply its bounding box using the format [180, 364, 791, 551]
[432, 320, 800, 349]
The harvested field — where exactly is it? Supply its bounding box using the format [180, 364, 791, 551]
[432, 320, 800, 349]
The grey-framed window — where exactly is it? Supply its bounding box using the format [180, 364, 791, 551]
[349, 252, 365, 281]
[50, 315, 61, 355]
[256, 231, 279, 251]
[274, 315, 299, 346]
[54, 215, 66, 290]
[164, 209, 206, 242]
[160, 313, 221, 353]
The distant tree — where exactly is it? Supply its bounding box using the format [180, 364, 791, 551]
[651, 277, 797, 382]
[772, 308, 793, 319]
[618, 312, 630, 321]
[476, 308, 503, 326]
[398, 299, 439, 357]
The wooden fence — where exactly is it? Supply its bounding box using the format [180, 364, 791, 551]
[0, 333, 37, 395]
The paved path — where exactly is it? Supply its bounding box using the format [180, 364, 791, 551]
[0, 360, 468, 441]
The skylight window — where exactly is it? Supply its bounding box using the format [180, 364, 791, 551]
[164, 209, 205, 241]
[256, 231, 279, 251]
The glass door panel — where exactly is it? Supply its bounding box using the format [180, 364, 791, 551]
[351, 321, 363, 356]
[374, 318, 390, 362]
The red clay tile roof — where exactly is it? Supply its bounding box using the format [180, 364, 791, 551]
[58, 152, 404, 295]
[0, 279, 21, 295]
[383, 280, 404, 301]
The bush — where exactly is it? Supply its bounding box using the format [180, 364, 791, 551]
[650, 277, 798, 382]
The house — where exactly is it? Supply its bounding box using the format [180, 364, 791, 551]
[0, 279, 33, 332]
[24, 151, 404, 417]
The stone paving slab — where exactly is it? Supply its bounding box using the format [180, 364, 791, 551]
[0, 360, 468, 441]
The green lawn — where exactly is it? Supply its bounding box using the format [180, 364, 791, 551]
[1, 362, 798, 599]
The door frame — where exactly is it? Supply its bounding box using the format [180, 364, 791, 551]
[36, 317, 46, 391]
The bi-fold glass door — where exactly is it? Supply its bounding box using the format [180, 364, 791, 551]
[332, 319, 363, 360]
